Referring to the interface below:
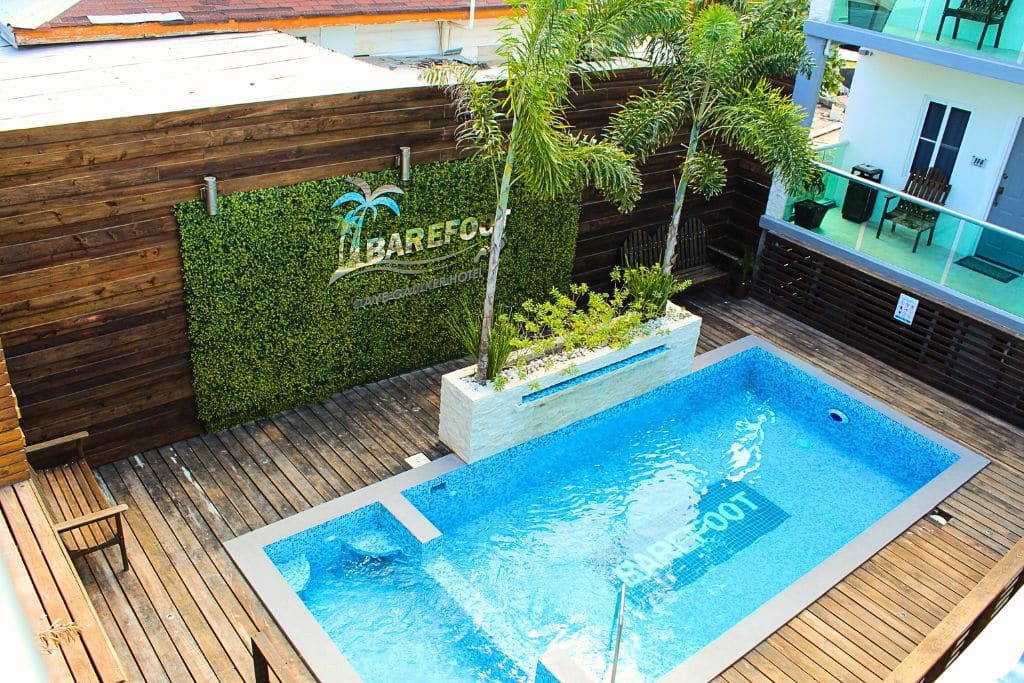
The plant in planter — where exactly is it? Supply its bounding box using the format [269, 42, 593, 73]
[448, 304, 520, 390]
[604, 0, 822, 276]
[729, 251, 758, 299]
[508, 282, 644, 371]
[439, 268, 702, 462]
[615, 264, 692, 321]
[424, 0, 671, 385]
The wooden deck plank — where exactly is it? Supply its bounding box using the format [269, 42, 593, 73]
[55, 292, 1020, 683]
[182, 435, 275, 530]
[74, 553, 152, 683]
[103, 459, 220, 682]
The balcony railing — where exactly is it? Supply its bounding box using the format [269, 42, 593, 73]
[777, 156, 1024, 321]
[828, 0, 1023, 65]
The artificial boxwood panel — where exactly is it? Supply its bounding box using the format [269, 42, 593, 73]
[176, 159, 579, 430]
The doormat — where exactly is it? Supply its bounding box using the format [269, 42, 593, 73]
[956, 256, 1019, 283]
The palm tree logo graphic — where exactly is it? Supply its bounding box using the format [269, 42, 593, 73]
[331, 177, 404, 278]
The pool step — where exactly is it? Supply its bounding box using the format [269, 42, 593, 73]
[424, 557, 537, 675]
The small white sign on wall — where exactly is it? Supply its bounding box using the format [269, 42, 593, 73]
[894, 293, 919, 325]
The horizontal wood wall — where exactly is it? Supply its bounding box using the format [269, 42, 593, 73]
[2, 68, 767, 466]
[755, 233, 1024, 428]
[0, 338, 29, 486]
[573, 115, 777, 286]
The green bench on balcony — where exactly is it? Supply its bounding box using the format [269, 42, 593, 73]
[875, 167, 952, 253]
[936, 0, 1013, 49]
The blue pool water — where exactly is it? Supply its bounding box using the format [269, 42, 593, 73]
[264, 348, 962, 682]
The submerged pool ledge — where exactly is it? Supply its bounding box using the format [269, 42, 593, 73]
[226, 336, 989, 683]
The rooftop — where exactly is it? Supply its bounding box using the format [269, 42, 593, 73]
[2, 0, 510, 45]
[0, 31, 427, 131]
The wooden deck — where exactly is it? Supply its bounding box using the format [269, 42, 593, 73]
[65, 292, 1022, 682]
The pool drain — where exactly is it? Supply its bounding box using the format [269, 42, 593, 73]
[828, 409, 849, 423]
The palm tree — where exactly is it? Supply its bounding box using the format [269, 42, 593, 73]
[424, 0, 671, 384]
[331, 176, 404, 265]
[606, 0, 822, 275]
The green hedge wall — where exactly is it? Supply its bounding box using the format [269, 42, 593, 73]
[176, 158, 580, 430]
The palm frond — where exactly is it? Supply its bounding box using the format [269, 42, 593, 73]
[733, 30, 813, 81]
[605, 88, 687, 165]
[566, 136, 642, 211]
[683, 148, 728, 198]
[422, 62, 506, 158]
[714, 81, 821, 192]
[578, 0, 679, 72]
[742, 0, 808, 35]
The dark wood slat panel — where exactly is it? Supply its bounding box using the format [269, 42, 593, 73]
[754, 234, 1024, 428]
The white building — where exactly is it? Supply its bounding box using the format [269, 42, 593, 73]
[1, 0, 509, 63]
[763, 0, 1024, 329]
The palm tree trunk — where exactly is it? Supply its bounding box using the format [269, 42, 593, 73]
[661, 124, 701, 275]
[475, 147, 516, 384]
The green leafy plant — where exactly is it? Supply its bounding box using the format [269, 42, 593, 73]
[605, 0, 822, 275]
[513, 283, 644, 359]
[423, 0, 673, 384]
[820, 43, 845, 101]
[736, 250, 758, 278]
[613, 264, 691, 320]
[448, 304, 520, 381]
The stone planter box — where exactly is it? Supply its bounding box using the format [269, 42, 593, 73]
[439, 303, 702, 464]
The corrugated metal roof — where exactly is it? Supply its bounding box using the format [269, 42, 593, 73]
[0, 30, 427, 132]
[40, 0, 508, 27]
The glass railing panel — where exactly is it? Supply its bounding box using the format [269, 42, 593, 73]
[829, 0, 1024, 65]
[778, 164, 1024, 320]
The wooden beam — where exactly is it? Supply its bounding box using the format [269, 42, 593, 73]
[0, 339, 29, 486]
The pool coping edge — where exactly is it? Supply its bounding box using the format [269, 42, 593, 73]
[225, 454, 465, 682]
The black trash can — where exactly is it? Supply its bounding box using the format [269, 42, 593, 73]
[792, 199, 829, 229]
[847, 0, 892, 30]
[841, 164, 883, 223]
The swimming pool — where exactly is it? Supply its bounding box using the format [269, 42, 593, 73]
[228, 337, 987, 682]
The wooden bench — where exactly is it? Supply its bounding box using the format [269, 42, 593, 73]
[27, 432, 129, 573]
[875, 167, 952, 253]
[0, 479, 128, 682]
[619, 217, 731, 287]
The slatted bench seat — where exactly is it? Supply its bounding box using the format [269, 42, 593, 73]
[875, 167, 952, 253]
[0, 479, 128, 682]
[619, 217, 732, 287]
[27, 432, 129, 573]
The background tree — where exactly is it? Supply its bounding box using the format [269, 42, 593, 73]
[606, 0, 822, 275]
[425, 0, 669, 384]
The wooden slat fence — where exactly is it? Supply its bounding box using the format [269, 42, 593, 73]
[754, 233, 1024, 428]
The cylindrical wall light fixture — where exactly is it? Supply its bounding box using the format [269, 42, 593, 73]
[202, 175, 219, 216]
[399, 146, 412, 182]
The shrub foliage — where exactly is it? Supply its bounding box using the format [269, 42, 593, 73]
[176, 158, 579, 430]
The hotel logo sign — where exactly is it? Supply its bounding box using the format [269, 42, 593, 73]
[329, 177, 492, 287]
